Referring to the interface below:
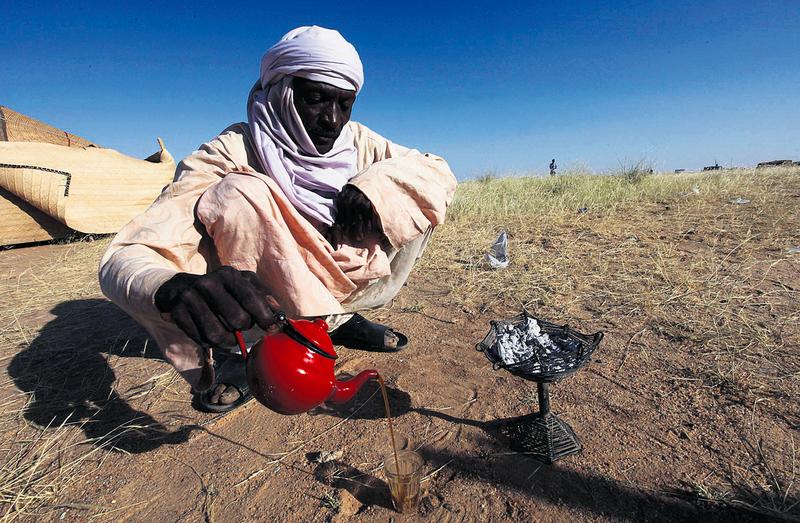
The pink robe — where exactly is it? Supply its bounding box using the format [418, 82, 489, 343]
[99, 122, 457, 390]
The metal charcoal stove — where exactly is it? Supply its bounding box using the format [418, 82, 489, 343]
[476, 310, 603, 463]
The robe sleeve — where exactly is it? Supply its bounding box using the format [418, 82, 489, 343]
[98, 133, 247, 318]
[347, 123, 458, 249]
[97, 129, 250, 389]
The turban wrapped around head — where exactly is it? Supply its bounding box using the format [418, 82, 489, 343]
[247, 26, 364, 226]
[260, 25, 364, 93]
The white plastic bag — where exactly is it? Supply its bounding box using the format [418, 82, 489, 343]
[484, 230, 510, 269]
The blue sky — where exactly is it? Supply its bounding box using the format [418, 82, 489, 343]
[3, 1, 798, 178]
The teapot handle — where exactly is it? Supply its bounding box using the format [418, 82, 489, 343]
[234, 330, 249, 358]
[234, 312, 288, 359]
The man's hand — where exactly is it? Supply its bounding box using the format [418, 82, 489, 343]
[154, 266, 279, 348]
[330, 185, 382, 245]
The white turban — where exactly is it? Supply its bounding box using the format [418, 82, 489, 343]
[259, 25, 364, 93]
[247, 26, 364, 225]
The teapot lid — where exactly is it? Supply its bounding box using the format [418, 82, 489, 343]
[281, 315, 337, 360]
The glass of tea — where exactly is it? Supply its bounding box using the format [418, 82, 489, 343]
[383, 450, 423, 513]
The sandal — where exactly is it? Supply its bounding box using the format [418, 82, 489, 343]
[329, 314, 409, 352]
[196, 354, 252, 413]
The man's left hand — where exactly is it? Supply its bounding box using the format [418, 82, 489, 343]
[330, 185, 383, 245]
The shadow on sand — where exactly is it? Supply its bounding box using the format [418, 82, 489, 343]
[7, 298, 193, 453]
[313, 459, 394, 510]
[7, 301, 790, 520]
[410, 409, 784, 522]
[310, 390, 789, 521]
[309, 378, 413, 420]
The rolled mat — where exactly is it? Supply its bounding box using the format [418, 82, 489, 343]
[0, 107, 176, 245]
[0, 105, 98, 148]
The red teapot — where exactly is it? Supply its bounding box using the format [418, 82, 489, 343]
[235, 313, 379, 415]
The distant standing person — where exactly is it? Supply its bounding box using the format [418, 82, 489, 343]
[549, 159, 557, 176]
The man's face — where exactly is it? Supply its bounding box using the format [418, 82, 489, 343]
[292, 77, 356, 154]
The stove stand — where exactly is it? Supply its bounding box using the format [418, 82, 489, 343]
[499, 382, 582, 463]
[476, 312, 603, 464]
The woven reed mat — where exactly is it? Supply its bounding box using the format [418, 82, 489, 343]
[0, 106, 97, 148]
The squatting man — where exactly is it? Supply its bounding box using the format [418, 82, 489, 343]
[100, 26, 457, 411]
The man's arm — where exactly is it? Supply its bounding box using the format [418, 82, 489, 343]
[99, 135, 239, 320]
[98, 128, 279, 388]
[346, 122, 458, 249]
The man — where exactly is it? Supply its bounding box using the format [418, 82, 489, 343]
[549, 158, 557, 176]
[99, 26, 457, 412]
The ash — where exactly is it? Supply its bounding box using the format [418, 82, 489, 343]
[493, 317, 558, 365]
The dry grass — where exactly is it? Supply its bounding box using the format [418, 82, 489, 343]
[0, 166, 797, 520]
[423, 167, 799, 395]
[0, 406, 118, 522]
[0, 236, 184, 521]
[449, 167, 771, 219]
[420, 166, 800, 518]
[0, 409, 176, 522]
[0, 237, 109, 325]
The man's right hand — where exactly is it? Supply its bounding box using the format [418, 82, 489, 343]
[154, 266, 280, 349]
[330, 185, 383, 245]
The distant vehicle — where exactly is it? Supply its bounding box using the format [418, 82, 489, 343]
[756, 160, 795, 168]
[703, 163, 721, 171]
[674, 169, 686, 173]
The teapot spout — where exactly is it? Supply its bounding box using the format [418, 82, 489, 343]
[329, 369, 380, 405]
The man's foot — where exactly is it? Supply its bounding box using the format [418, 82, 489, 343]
[330, 314, 409, 352]
[196, 356, 251, 413]
[208, 383, 244, 406]
[383, 330, 400, 350]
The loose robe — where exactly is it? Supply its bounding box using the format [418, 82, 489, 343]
[99, 121, 457, 389]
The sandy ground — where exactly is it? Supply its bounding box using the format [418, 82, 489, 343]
[1, 178, 798, 522]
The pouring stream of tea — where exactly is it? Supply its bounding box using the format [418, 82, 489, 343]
[377, 374, 401, 481]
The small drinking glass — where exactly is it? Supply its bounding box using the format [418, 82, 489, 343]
[383, 450, 423, 513]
